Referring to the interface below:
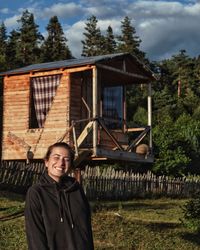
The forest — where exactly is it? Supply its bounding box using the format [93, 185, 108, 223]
[0, 10, 200, 177]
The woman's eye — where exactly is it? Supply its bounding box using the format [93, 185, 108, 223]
[53, 156, 60, 161]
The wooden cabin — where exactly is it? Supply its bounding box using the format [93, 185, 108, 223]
[0, 53, 156, 167]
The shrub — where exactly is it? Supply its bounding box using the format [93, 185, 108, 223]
[182, 194, 200, 233]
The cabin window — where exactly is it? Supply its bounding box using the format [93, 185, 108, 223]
[29, 74, 61, 128]
[102, 86, 123, 129]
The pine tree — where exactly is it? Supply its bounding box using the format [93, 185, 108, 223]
[81, 16, 104, 57]
[171, 50, 194, 98]
[103, 25, 116, 54]
[193, 56, 200, 97]
[116, 17, 148, 128]
[6, 29, 21, 70]
[0, 22, 7, 71]
[41, 16, 72, 62]
[117, 16, 145, 61]
[17, 10, 43, 66]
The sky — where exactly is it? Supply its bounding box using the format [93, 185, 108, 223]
[0, 0, 200, 61]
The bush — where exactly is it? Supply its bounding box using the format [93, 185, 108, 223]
[182, 194, 200, 233]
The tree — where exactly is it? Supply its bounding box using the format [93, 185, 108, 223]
[152, 115, 191, 176]
[116, 17, 149, 132]
[17, 10, 43, 66]
[116, 16, 145, 61]
[41, 16, 72, 62]
[193, 56, 200, 97]
[81, 16, 104, 57]
[171, 50, 195, 98]
[103, 25, 116, 54]
[6, 29, 21, 70]
[0, 22, 7, 71]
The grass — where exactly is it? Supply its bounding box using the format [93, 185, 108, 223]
[0, 191, 200, 250]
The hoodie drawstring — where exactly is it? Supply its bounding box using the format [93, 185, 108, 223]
[56, 187, 64, 223]
[56, 188, 74, 229]
[64, 192, 74, 229]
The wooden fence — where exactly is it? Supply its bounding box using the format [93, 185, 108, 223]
[82, 166, 200, 200]
[0, 161, 45, 193]
[1, 161, 200, 199]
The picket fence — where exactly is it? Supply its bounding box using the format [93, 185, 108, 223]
[0, 161, 200, 199]
[82, 166, 200, 200]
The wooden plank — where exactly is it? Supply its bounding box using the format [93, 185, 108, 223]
[30, 70, 63, 77]
[126, 127, 146, 132]
[65, 66, 93, 73]
[126, 126, 150, 151]
[96, 63, 150, 81]
[95, 148, 154, 163]
[77, 121, 93, 147]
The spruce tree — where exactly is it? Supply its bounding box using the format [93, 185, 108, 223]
[41, 16, 72, 62]
[103, 25, 116, 54]
[190, 56, 200, 97]
[17, 10, 43, 66]
[6, 29, 21, 70]
[81, 16, 104, 57]
[0, 22, 7, 71]
[171, 50, 194, 98]
[117, 17, 147, 128]
[117, 16, 145, 61]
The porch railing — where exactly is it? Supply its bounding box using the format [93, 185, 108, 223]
[59, 117, 151, 158]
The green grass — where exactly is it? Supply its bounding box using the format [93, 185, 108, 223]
[1, 191, 200, 250]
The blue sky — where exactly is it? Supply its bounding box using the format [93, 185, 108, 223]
[0, 0, 200, 61]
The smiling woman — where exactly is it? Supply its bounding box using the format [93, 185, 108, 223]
[24, 142, 94, 250]
[44, 142, 73, 182]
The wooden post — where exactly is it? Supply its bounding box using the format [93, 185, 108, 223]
[147, 82, 152, 151]
[123, 60, 126, 132]
[72, 121, 78, 156]
[66, 72, 71, 144]
[92, 66, 98, 156]
[74, 168, 81, 183]
[178, 80, 181, 97]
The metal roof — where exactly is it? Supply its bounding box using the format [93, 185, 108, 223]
[0, 53, 131, 76]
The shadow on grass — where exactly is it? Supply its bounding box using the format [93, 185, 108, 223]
[145, 221, 181, 231]
[180, 232, 200, 247]
[121, 202, 177, 211]
[0, 210, 24, 222]
[0, 190, 25, 202]
[91, 200, 180, 212]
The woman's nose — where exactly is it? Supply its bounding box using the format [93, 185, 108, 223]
[57, 157, 66, 166]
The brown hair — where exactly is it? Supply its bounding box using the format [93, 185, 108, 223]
[44, 142, 75, 166]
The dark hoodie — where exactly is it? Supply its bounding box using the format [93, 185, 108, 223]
[25, 172, 94, 250]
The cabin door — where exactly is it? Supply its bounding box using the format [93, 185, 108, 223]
[102, 86, 123, 129]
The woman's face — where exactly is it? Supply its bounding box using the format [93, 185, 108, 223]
[45, 146, 71, 182]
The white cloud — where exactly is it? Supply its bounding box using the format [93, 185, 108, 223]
[123, 1, 200, 60]
[0, 8, 9, 14]
[65, 20, 85, 58]
[4, 14, 21, 29]
[40, 2, 84, 19]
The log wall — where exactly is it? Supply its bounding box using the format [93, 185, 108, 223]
[2, 70, 70, 160]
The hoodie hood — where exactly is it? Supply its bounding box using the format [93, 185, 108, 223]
[39, 171, 79, 192]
